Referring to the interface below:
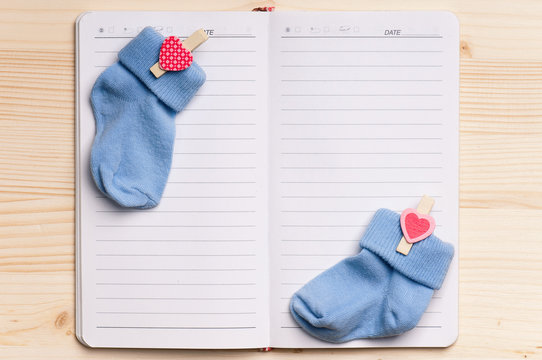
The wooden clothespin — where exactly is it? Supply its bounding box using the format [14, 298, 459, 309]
[150, 29, 208, 79]
[396, 195, 436, 255]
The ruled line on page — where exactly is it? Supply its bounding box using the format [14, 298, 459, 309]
[280, 35, 442, 39]
[175, 137, 257, 139]
[281, 239, 359, 242]
[206, 79, 256, 82]
[96, 283, 257, 286]
[279, 210, 443, 213]
[197, 50, 257, 53]
[279, 109, 443, 112]
[93, 35, 257, 39]
[161, 195, 257, 198]
[194, 94, 257, 97]
[280, 152, 443, 155]
[279, 284, 304, 286]
[280, 50, 443, 53]
[199, 65, 256, 68]
[415, 326, 443, 329]
[281, 79, 443, 82]
[175, 123, 257, 126]
[170, 166, 257, 169]
[96, 268, 257, 271]
[95, 254, 257, 257]
[181, 110, 257, 112]
[279, 195, 443, 200]
[280, 137, 443, 140]
[96, 49, 256, 55]
[279, 224, 443, 229]
[95, 194, 259, 200]
[96, 210, 257, 213]
[280, 166, 443, 169]
[281, 254, 354, 257]
[96, 239, 257, 242]
[96, 326, 257, 330]
[96, 297, 257, 300]
[174, 152, 257, 155]
[279, 268, 329, 271]
[280, 94, 443, 97]
[96, 311, 257, 314]
[280, 225, 368, 228]
[95, 64, 257, 70]
[279, 181, 443, 184]
[280, 123, 442, 125]
[166, 181, 257, 184]
[280, 65, 443, 68]
[95, 225, 257, 228]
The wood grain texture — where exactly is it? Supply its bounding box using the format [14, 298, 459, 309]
[0, 0, 541, 359]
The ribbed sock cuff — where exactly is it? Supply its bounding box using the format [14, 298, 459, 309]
[117, 27, 206, 112]
[360, 209, 454, 290]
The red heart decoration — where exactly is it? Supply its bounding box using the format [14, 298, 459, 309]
[159, 36, 193, 71]
[400, 208, 436, 244]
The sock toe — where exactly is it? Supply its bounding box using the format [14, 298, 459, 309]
[290, 294, 346, 343]
[99, 165, 159, 209]
[290, 294, 325, 327]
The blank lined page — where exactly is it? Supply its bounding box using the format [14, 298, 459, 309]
[268, 12, 459, 348]
[77, 12, 270, 349]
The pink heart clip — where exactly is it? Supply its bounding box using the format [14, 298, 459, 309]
[400, 208, 436, 244]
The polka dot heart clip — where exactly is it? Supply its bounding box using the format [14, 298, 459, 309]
[159, 36, 193, 71]
[150, 29, 208, 78]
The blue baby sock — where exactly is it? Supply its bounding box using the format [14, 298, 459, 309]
[90, 27, 206, 208]
[290, 209, 454, 343]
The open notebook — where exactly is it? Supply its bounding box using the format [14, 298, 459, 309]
[76, 11, 459, 349]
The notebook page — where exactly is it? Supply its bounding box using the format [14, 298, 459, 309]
[76, 12, 270, 348]
[268, 11, 459, 348]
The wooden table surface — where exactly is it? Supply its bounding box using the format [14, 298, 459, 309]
[1, 0, 542, 359]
